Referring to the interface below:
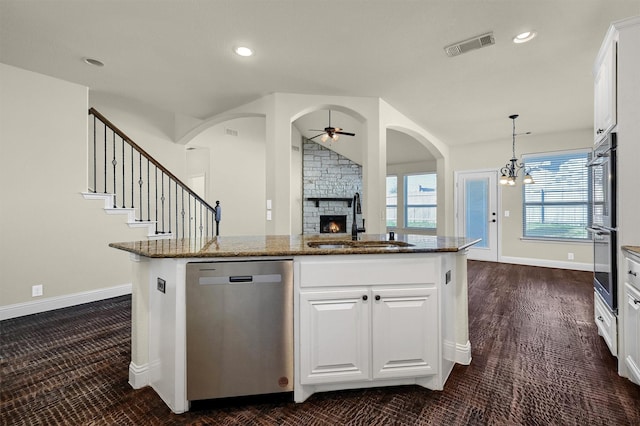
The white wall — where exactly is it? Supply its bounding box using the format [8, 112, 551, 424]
[450, 128, 594, 267]
[0, 63, 149, 310]
[186, 117, 267, 236]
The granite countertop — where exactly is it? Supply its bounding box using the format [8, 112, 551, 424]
[623, 246, 640, 257]
[109, 234, 480, 258]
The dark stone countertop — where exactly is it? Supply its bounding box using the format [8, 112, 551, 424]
[109, 234, 480, 259]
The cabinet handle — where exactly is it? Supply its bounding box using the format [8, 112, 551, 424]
[596, 128, 605, 134]
[362, 295, 368, 301]
[375, 295, 381, 301]
[597, 315, 604, 322]
[634, 300, 640, 305]
[629, 270, 638, 277]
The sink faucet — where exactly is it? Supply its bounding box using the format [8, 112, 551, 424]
[352, 192, 366, 240]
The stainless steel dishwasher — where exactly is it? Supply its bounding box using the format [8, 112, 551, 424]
[186, 260, 293, 401]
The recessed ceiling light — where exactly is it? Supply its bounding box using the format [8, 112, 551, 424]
[234, 46, 253, 57]
[83, 57, 104, 67]
[513, 31, 537, 44]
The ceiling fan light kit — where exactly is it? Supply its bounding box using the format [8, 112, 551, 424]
[309, 110, 355, 142]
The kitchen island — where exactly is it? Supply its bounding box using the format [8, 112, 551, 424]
[110, 234, 479, 413]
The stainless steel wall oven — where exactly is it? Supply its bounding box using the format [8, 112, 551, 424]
[587, 132, 617, 312]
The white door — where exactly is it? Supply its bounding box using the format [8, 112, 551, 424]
[299, 289, 370, 384]
[371, 287, 438, 379]
[456, 171, 498, 262]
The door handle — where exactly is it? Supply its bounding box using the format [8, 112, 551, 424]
[597, 315, 604, 322]
[629, 270, 638, 277]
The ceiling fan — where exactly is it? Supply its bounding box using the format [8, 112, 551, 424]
[309, 110, 355, 142]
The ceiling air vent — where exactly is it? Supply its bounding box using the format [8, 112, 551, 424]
[444, 32, 495, 57]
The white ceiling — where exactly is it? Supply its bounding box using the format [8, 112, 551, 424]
[1, 0, 638, 151]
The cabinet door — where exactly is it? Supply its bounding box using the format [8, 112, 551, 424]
[594, 40, 616, 143]
[371, 287, 438, 379]
[624, 282, 640, 385]
[299, 288, 370, 384]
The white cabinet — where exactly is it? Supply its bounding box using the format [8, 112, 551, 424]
[294, 254, 454, 402]
[299, 288, 370, 384]
[593, 36, 616, 143]
[371, 287, 438, 379]
[594, 290, 618, 356]
[623, 252, 640, 385]
[299, 285, 438, 385]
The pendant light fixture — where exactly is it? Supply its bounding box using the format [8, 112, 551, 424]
[499, 114, 534, 186]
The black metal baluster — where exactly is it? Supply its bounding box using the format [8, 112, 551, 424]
[138, 152, 143, 221]
[199, 203, 203, 239]
[168, 178, 172, 236]
[175, 181, 179, 239]
[181, 187, 185, 239]
[147, 159, 150, 221]
[92, 115, 97, 193]
[112, 132, 117, 207]
[161, 172, 165, 234]
[155, 166, 158, 233]
[103, 122, 107, 194]
[188, 194, 192, 240]
[121, 136, 125, 208]
[130, 145, 134, 208]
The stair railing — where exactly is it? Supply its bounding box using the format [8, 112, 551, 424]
[88, 108, 220, 239]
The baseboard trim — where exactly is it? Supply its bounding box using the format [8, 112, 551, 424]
[499, 256, 592, 272]
[0, 284, 132, 321]
[129, 362, 149, 389]
[455, 341, 472, 365]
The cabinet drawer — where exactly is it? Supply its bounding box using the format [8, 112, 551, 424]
[626, 254, 640, 290]
[298, 255, 437, 288]
[594, 291, 617, 356]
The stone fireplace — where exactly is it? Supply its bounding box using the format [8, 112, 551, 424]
[302, 140, 362, 234]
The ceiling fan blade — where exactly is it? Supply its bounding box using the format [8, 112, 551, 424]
[308, 133, 326, 140]
[335, 131, 355, 136]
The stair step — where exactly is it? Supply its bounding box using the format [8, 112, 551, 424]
[82, 192, 166, 239]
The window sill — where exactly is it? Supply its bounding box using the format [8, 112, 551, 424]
[519, 237, 592, 244]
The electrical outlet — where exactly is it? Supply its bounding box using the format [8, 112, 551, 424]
[157, 278, 166, 294]
[32, 284, 43, 297]
[504, 210, 510, 217]
[568, 253, 574, 260]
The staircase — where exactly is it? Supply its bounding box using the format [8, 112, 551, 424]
[83, 108, 220, 240]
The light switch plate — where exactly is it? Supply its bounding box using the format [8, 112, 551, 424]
[157, 278, 166, 293]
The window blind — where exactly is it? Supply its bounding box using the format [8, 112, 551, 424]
[522, 149, 591, 240]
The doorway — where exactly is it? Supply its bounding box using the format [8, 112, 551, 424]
[456, 170, 498, 262]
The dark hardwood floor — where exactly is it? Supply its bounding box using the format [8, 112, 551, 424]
[1, 261, 639, 425]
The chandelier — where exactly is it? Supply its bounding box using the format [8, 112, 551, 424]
[500, 114, 534, 186]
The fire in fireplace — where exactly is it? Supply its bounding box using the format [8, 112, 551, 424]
[320, 215, 347, 233]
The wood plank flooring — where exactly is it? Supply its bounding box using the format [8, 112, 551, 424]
[1, 261, 639, 425]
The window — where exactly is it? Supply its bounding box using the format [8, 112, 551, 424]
[405, 173, 437, 229]
[386, 176, 397, 227]
[522, 149, 591, 240]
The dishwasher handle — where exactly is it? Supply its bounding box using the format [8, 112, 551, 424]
[229, 275, 253, 283]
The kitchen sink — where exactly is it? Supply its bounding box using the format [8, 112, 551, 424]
[307, 240, 414, 249]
